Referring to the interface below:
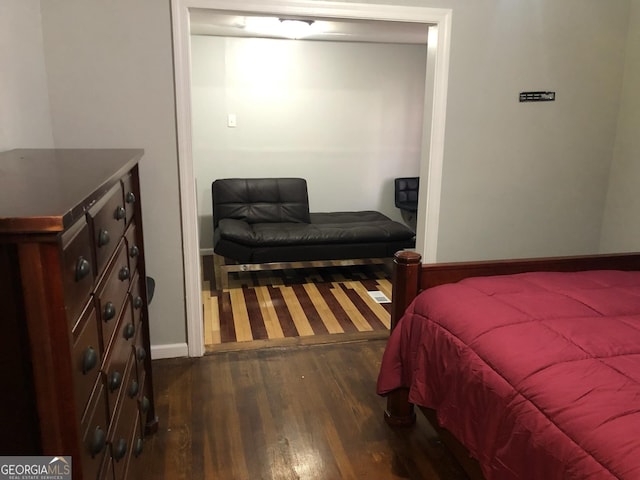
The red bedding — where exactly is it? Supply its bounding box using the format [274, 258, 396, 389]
[377, 270, 640, 480]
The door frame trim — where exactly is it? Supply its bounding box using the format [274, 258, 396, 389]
[170, 0, 452, 356]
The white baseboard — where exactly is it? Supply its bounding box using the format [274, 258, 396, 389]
[150, 342, 189, 360]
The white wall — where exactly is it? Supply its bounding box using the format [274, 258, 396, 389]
[191, 36, 425, 250]
[600, 0, 640, 252]
[39, 0, 186, 351]
[0, 0, 54, 150]
[432, 0, 629, 261]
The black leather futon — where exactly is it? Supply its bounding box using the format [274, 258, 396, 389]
[211, 178, 416, 287]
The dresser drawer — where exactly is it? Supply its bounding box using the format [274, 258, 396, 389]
[121, 173, 137, 226]
[80, 379, 109, 480]
[108, 355, 140, 480]
[124, 355, 142, 408]
[62, 217, 94, 327]
[133, 326, 148, 388]
[138, 378, 153, 435]
[130, 273, 144, 328]
[72, 300, 101, 420]
[102, 301, 136, 420]
[124, 223, 141, 278]
[96, 241, 131, 351]
[125, 419, 145, 480]
[88, 183, 126, 276]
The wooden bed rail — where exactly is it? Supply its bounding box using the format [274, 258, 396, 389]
[390, 250, 640, 330]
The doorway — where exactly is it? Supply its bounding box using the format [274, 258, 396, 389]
[171, 0, 452, 357]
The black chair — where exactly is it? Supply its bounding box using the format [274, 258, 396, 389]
[147, 276, 156, 304]
[394, 177, 419, 213]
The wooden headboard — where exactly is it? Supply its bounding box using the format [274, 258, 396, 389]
[390, 250, 640, 330]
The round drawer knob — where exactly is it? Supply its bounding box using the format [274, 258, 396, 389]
[133, 296, 143, 309]
[90, 426, 106, 457]
[141, 396, 150, 413]
[115, 206, 126, 221]
[129, 245, 139, 258]
[136, 347, 147, 362]
[75, 256, 91, 282]
[103, 301, 116, 321]
[126, 191, 136, 205]
[113, 438, 127, 462]
[134, 438, 144, 458]
[98, 229, 110, 247]
[128, 379, 139, 398]
[124, 322, 135, 340]
[109, 371, 122, 392]
[119, 266, 130, 281]
[82, 346, 98, 374]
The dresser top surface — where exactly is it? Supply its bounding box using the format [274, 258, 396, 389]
[0, 149, 143, 234]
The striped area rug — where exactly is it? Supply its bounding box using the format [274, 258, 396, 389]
[201, 256, 392, 351]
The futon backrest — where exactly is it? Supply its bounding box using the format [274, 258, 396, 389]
[212, 178, 311, 227]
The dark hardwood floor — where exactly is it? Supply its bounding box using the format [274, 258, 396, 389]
[144, 338, 469, 479]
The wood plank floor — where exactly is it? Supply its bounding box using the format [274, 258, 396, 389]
[201, 256, 394, 352]
[144, 339, 470, 480]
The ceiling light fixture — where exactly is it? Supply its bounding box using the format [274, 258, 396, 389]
[279, 19, 316, 39]
[243, 16, 319, 39]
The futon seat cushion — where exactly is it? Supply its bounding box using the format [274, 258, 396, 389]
[216, 211, 415, 247]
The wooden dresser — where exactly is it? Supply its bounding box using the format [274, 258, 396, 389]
[0, 149, 157, 479]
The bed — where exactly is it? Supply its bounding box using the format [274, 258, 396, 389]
[377, 250, 640, 480]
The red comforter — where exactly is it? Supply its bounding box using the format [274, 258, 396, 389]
[377, 270, 640, 480]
